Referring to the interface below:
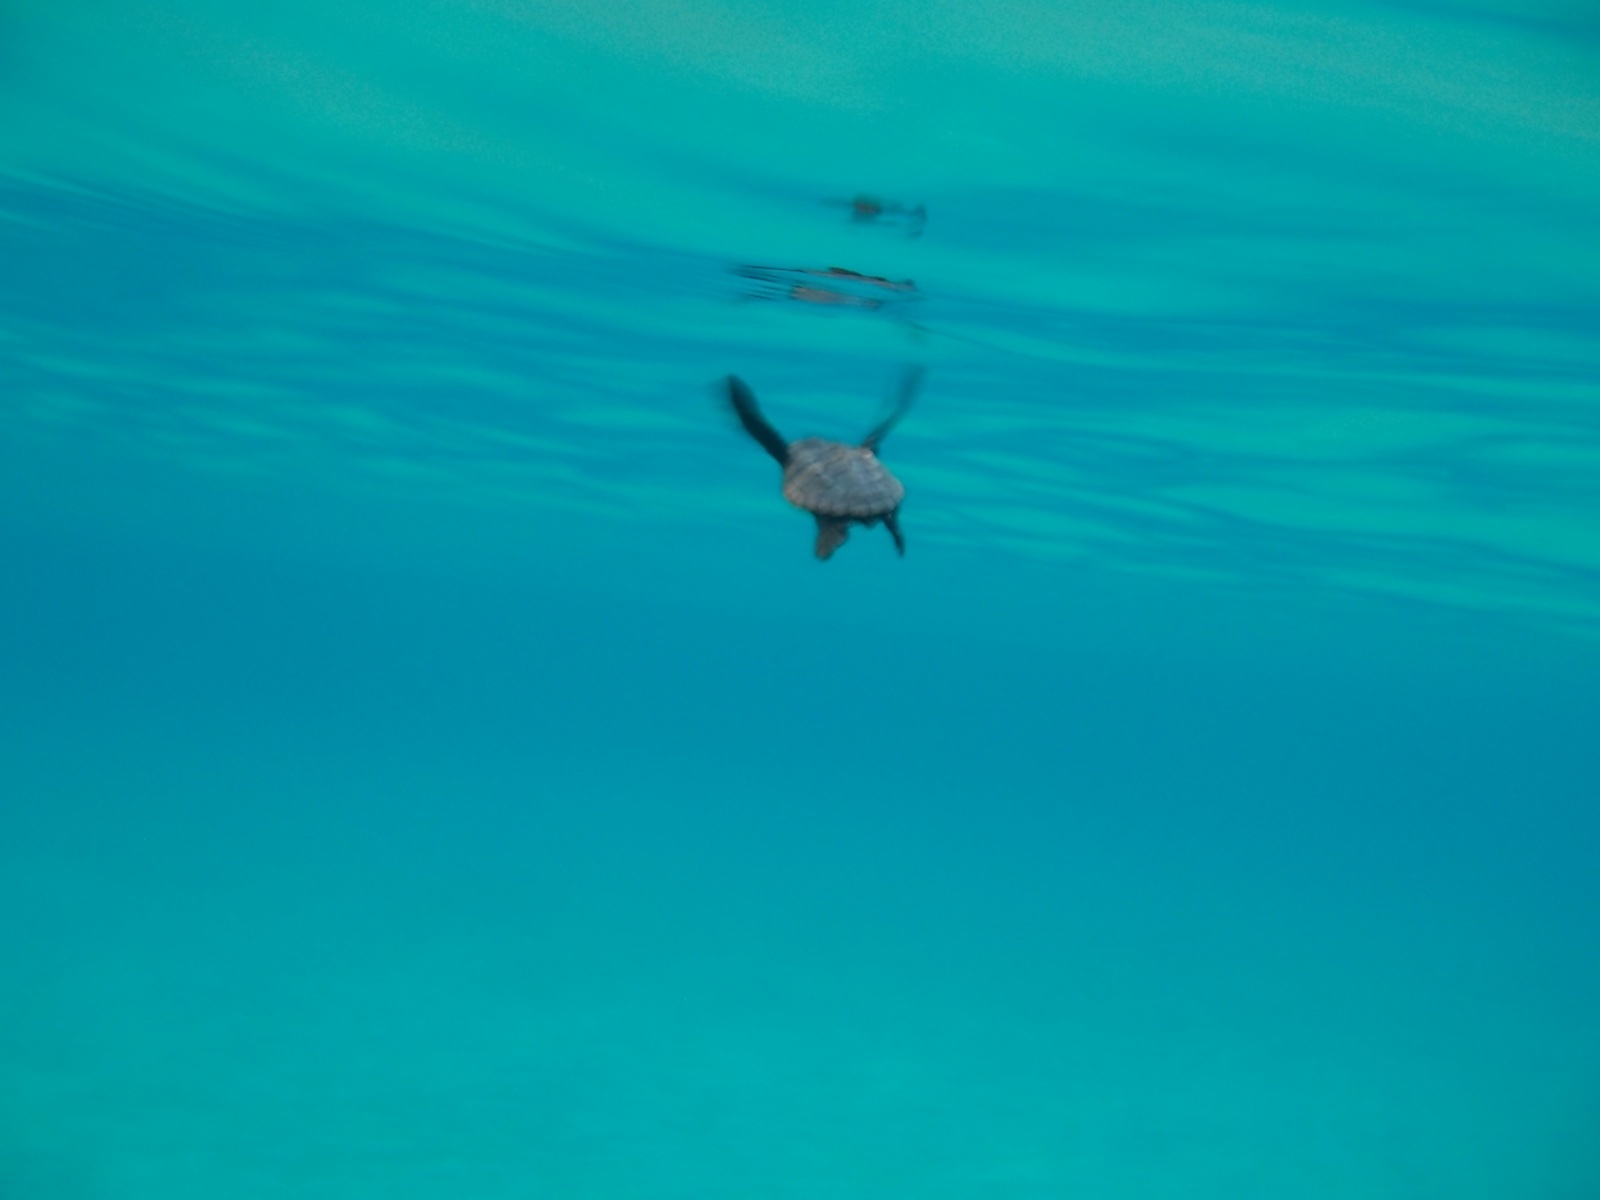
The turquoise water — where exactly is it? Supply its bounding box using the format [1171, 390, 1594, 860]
[3, 1, 1599, 1195]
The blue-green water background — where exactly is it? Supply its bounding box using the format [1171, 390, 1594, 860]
[3, 1, 1599, 1195]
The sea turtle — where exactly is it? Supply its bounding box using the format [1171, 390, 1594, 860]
[726, 366, 922, 560]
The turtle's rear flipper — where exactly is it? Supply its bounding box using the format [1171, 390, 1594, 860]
[884, 511, 905, 556]
[814, 517, 850, 560]
[727, 376, 790, 466]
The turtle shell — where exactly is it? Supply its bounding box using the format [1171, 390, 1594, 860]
[781, 437, 905, 518]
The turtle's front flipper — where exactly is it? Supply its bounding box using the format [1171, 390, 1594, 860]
[727, 376, 790, 465]
[861, 365, 924, 452]
[883, 510, 905, 556]
[814, 516, 850, 560]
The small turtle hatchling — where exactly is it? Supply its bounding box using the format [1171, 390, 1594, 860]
[726, 366, 922, 560]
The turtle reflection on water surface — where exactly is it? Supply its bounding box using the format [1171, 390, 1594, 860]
[725, 366, 923, 561]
